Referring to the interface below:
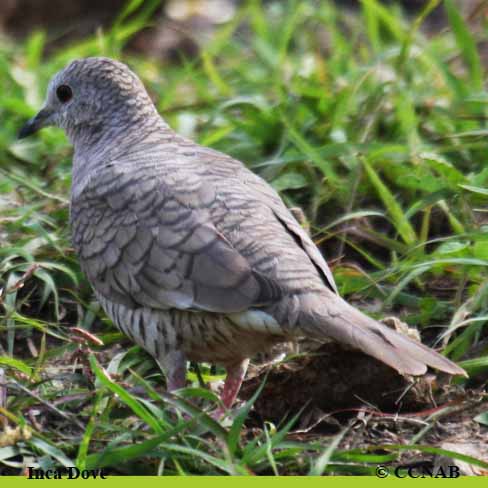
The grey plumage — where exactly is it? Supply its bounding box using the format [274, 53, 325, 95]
[19, 57, 466, 409]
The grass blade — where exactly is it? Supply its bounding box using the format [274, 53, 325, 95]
[89, 354, 163, 434]
[363, 159, 417, 245]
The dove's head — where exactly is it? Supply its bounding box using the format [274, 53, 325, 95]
[18, 57, 159, 145]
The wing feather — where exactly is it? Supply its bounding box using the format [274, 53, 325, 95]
[71, 163, 278, 313]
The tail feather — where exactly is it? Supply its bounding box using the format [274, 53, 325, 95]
[301, 294, 467, 377]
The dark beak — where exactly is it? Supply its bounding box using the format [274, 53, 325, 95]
[18, 108, 53, 139]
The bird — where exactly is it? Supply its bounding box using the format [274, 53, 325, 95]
[18, 57, 466, 413]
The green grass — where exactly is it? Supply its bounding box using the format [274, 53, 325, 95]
[1, 0, 487, 476]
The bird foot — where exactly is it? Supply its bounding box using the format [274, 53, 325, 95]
[209, 359, 250, 423]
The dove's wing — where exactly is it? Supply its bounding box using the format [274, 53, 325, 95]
[71, 160, 281, 313]
[193, 147, 338, 295]
[241, 169, 338, 294]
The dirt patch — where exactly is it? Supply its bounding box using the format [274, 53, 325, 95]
[240, 341, 487, 473]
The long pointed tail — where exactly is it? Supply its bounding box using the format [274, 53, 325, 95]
[300, 293, 467, 377]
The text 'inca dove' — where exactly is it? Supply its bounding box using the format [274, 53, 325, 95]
[19, 57, 466, 412]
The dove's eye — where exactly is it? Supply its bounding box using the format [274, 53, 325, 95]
[56, 85, 73, 103]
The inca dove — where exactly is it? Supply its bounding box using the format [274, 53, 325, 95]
[19, 57, 466, 411]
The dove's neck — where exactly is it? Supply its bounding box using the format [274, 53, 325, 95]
[70, 113, 172, 197]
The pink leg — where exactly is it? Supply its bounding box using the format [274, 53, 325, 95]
[220, 359, 250, 410]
